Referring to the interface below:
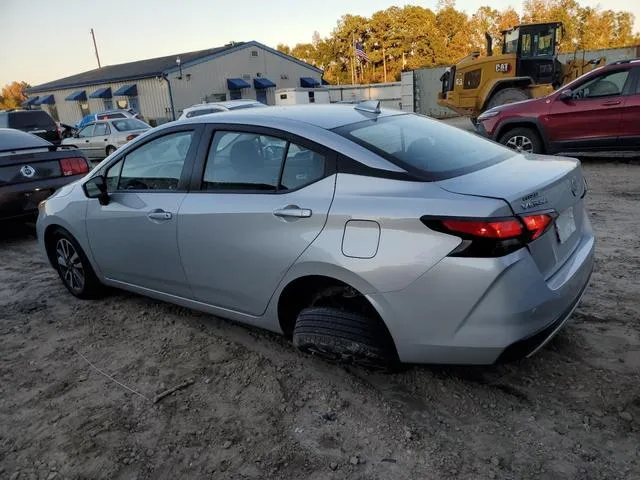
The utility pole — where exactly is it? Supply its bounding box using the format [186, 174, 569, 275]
[351, 33, 356, 85]
[91, 28, 101, 68]
[382, 47, 387, 83]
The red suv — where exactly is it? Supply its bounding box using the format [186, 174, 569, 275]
[476, 59, 640, 154]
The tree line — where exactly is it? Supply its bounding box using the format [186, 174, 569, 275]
[277, 0, 640, 85]
[0, 81, 30, 110]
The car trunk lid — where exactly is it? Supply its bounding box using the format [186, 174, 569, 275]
[0, 149, 87, 187]
[437, 154, 586, 279]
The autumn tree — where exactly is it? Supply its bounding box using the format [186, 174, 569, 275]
[0, 81, 30, 110]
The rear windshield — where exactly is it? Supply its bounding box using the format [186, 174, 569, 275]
[112, 119, 149, 131]
[227, 103, 266, 110]
[333, 114, 512, 180]
[7, 111, 55, 129]
[186, 108, 219, 118]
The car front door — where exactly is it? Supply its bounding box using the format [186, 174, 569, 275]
[85, 126, 202, 297]
[75, 124, 96, 157]
[89, 122, 110, 159]
[177, 127, 336, 315]
[545, 68, 632, 151]
[620, 67, 640, 148]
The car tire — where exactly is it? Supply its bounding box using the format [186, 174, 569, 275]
[106, 145, 116, 156]
[292, 306, 399, 370]
[499, 127, 543, 154]
[486, 87, 531, 110]
[51, 229, 103, 299]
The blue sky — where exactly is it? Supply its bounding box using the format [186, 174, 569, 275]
[0, 0, 638, 87]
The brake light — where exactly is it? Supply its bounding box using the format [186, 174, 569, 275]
[59, 157, 89, 176]
[522, 214, 552, 240]
[126, 134, 138, 141]
[441, 219, 523, 239]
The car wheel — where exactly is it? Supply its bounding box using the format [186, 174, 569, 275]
[499, 127, 543, 154]
[106, 145, 116, 156]
[292, 307, 399, 370]
[52, 229, 103, 299]
[486, 87, 530, 110]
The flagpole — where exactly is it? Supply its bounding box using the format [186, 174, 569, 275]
[383, 47, 387, 82]
[351, 33, 356, 85]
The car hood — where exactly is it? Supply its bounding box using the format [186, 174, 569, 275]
[484, 96, 549, 115]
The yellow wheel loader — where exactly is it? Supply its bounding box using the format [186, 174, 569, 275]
[437, 22, 606, 121]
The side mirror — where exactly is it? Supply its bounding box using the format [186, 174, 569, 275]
[83, 175, 110, 205]
[558, 89, 573, 102]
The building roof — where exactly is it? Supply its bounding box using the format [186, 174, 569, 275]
[27, 41, 322, 94]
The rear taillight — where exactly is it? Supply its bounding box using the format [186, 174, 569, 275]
[422, 213, 554, 257]
[126, 134, 138, 141]
[59, 157, 89, 176]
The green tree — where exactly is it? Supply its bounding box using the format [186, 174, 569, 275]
[0, 81, 30, 110]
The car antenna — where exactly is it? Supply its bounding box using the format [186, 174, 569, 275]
[354, 100, 381, 114]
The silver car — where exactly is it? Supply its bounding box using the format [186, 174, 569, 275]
[37, 104, 594, 367]
[178, 100, 265, 120]
[61, 118, 151, 160]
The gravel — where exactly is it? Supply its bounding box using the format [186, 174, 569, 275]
[0, 161, 638, 479]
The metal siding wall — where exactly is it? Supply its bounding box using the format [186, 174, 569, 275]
[170, 45, 322, 116]
[326, 82, 403, 110]
[412, 45, 640, 118]
[401, 71, 415, 112]
[31, 80, 170, 126]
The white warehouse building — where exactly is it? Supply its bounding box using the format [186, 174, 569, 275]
[24, 41, 323, 126]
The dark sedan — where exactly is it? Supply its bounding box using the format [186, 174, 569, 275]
[0, 128, 90, 221]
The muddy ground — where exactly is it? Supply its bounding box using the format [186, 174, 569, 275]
[0, 162, 638, 480]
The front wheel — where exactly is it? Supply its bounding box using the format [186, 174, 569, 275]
[499, 127, 543, 154]
[52, 229, 103, 299]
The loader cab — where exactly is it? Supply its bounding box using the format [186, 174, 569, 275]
[502, 22, 564, 87]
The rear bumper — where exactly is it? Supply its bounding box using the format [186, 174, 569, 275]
[368, 221, 595, 365]
[0, 176, 83, 221]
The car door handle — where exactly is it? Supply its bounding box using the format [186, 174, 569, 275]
[147, 210, 173, 221]
[273, 206, 312, 218]
[601, 99, 621, 106]
[85, 139, 90, 143]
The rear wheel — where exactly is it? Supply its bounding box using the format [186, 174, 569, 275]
[486, 87, 531, 110]
[51, 229, 103, 299]
[293, 306, 399, 371]
[106, 145, 116, 156]
[499, 127, 543, 154]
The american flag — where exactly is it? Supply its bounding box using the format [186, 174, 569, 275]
[354, 42, 369, 62]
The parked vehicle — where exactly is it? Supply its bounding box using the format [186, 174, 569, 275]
[275, 88, 331, 106]
[178, 100, 265, 120]
[76, 109, 142, 129]
[0, 110, 60, 144]
[476, 59, 640, 154]
[61, 118, 151, 160]
[37, 104, 594, 368]
[0, 128, 89, 221]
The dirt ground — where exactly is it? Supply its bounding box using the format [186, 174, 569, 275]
[0, 161, 639, 480]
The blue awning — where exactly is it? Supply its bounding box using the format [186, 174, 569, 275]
[227, 78, 251, 90]
[89, 87, 112, 99]
[300, 77, 320, 88]
[65, 90, 87, 101]
[21, 96, 39, 106]
[36, 94, 56, 105]
[253, 78, 276, 89]
[113, 84, 137, 96]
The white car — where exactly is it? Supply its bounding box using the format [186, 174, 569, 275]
[178, 100, 265, 120]
[62, 118, 151, 160]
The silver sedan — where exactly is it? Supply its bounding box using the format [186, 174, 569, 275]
[37, 104, 594, 368]
[61, 118, 151, 160]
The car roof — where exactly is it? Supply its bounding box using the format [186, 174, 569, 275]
[0, 128, 52, 151]
[181, 104, 404, 130]
[185, 100, 262, 111]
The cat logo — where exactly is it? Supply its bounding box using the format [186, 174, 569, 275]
[495, 63, 511, 73]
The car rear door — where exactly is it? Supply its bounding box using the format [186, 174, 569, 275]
[177, 125, 337, 315]
[546, 68, 632, 151]
[89, 122, 110, 159]
[85, 125, 202, 297]
[619, 66, 640, 148]
[74, 124, 96, 158]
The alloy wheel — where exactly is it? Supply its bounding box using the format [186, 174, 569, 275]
[505, 135, 533, 153]
[56, 238, 85, 293]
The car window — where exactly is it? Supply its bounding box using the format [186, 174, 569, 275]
[635, 70, 640, 94]
[281, 143, 326, 190]
[574, 70, 629, 99]
[334, 114, 511, 180]
[93, 123, 109, 136]
[8, 111, 56, 129]
[105, 159, 123, 192]
[203, 131, 286, 191]
[78, 125, 95, 137]
[103, 113, 127, 119]
[113, 131, 194, 191]
[186, 108, 221, 118]
[112, 119, 149, 131]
